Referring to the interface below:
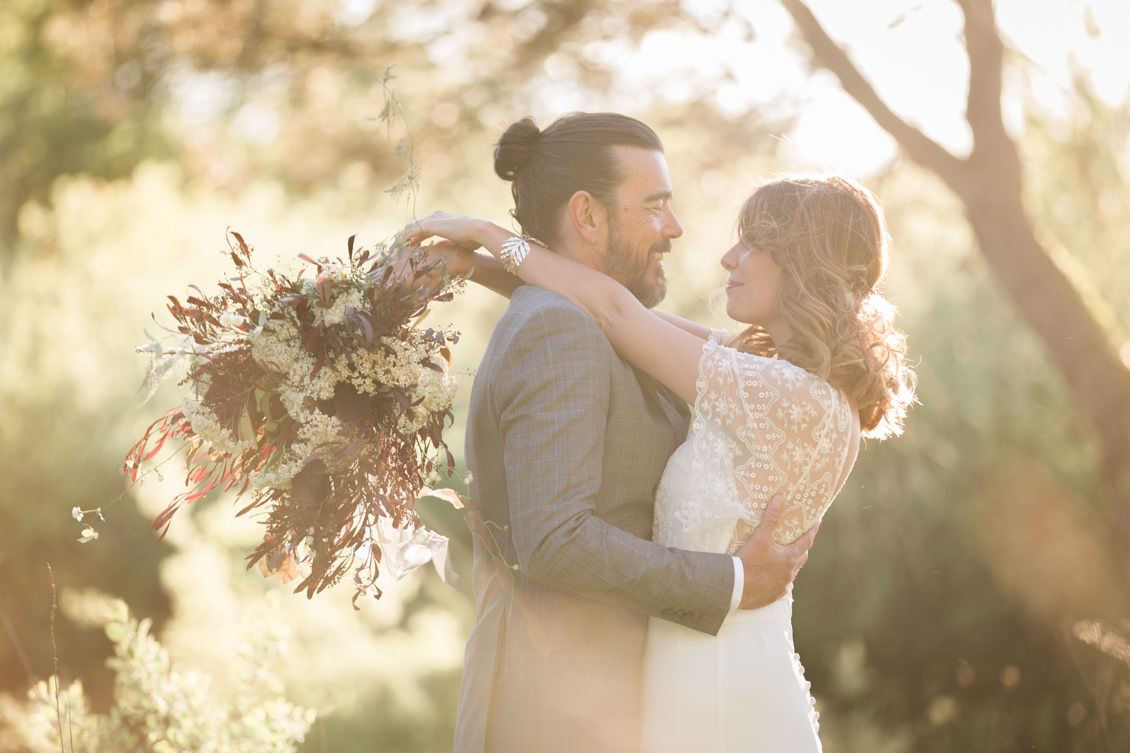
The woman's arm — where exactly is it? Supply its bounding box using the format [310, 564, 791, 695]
[410, 214, 710, 405]
[652, 310, 719, 341]
[449, 247, 523, 298]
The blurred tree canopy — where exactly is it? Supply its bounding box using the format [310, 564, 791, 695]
[0, 0, 758, 260]
[2, 1, 1129, 752]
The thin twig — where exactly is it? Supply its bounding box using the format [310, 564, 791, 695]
[378, 68, 421, 217]
[46, 563, 69, 753]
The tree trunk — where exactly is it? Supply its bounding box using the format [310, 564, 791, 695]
[957, 168, 1130, 580]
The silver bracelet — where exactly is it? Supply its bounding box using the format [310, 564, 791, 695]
[499, 235, 540, 275]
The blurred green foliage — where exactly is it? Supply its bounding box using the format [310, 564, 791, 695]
[1, 1, 1129, 752]
[3, 598, 314, 753]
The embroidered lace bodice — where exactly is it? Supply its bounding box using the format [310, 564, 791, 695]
[654, 338, 857, 554]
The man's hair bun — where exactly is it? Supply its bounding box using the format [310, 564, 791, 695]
[494, 117, 541, 181]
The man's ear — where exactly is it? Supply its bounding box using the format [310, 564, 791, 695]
[567, 190, 607, 244]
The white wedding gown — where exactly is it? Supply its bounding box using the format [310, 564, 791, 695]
[641, 338, 860, 753]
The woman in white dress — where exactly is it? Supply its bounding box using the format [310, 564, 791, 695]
[411, 174, 914, 752]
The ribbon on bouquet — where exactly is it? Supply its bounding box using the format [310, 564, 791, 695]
[375, 516, 451, 582]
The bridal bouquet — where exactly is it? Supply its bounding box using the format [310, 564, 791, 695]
[122, 231, 462, 606]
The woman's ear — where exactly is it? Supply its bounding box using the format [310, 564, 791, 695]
[567, 190, 607, 244]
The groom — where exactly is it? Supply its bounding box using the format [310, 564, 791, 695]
[455, 112, 816, 753]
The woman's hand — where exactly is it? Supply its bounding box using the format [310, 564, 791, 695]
[387, 215, 483, 289]
[405, 211, 493, 252]
[397, 213, 525, 299]
[393, 241, 475, 281]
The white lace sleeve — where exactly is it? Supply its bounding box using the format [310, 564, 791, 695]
[707, 327, 730, 345]
[694, 339, 857, 546]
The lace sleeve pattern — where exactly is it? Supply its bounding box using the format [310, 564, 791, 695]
[706, 327, 730, 345]
[693, 339, 856, 546]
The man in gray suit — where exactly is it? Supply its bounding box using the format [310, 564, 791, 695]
[454, 113, 815, 753]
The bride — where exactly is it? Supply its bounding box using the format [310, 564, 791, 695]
[409, 173, 913, 751]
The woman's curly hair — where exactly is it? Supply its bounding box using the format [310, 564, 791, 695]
[730, 176, 915, 438]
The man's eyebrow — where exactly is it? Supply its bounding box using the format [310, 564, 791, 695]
[644, 190, 672, 203]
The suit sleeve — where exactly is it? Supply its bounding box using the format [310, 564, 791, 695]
[494, 300, 735, 635]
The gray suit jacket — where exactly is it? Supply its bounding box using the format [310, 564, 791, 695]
[454, 286, 736, 753]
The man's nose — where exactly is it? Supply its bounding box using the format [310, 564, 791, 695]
[663, 207, 684, 239]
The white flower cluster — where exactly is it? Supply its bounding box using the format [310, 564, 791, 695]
[315, 287, 364, 328]
[249, 457, 304, 491]
[408, 358, 458, 430]
[180, 398, 256, 456]
[293, 409, 345, 458]
[344, 333, 456, 432]
[251, 314, 338, 414]
[249, 410, 344, 491]
[250, 316, 308, 382]
[219, 312, 245, 328]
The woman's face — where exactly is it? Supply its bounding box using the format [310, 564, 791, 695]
[720, 239, 785, 332]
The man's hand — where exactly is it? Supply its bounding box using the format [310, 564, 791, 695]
[735, 494, 819, 610]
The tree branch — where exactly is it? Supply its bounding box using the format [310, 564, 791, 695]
[955, 0, 1017, 172]
[778, 0, 966, 185]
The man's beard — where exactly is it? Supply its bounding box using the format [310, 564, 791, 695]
[601, 227, 669, 308]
